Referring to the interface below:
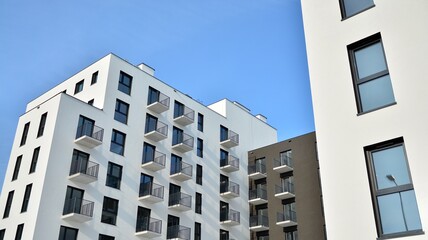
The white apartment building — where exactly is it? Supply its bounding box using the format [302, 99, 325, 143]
[301, 0, 428, 239]
[0, 53, 277, 240]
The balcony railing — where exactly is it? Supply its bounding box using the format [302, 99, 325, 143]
[220, 181, 240, 198]
[248, 163, 267, 180]
[141, 150, 166, 172]
[276, 211, 297, 227]
[170, 161, 192, 181]
[147, 91, 170, 113]
[144, 120, 168, 142]
[69, 158, 99, 184]
[75, 123, 104, 148]
[220, 130, 239, 148]
[168, 192, 192, 211]
[135, 217, 162, 238]
[249, 188, 268, 205]
[220, 155, 239, 172]
[172, 132, 194, 153]
[167, 225, 191, 240]
[62, 197, 94, 222]
[249, 215, 269, 231]
[173, 105, 195, 126]
[220, 209, 240, 225]
[139, 182, 164, 203]
[273, 156, 293, 173]
[274, 182, 295, 199]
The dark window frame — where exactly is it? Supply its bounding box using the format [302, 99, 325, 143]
[339, 0, 375, 19]
[91, 71, 99, 85]
[118, 71, 133, 95]
[29, 147, 40, 174]
[114, 99, 129, 124]
[101, 196, 119, 225]
[59, 225, 78, 240]
[110, 129, 126, 156]
[12, 155, 22, 181]
[74, 80, 84, 94]
[20, 184, 32, 213]
[20, 122, 30, 146]
[106, 162, 122, 189]
[197, 138, 203, 158]
[37, 112, 48, 137]
[196, 164, 202, 185]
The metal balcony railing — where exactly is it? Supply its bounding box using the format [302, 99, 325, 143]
[220, 130, 239, 145]
[172, 132, 194, 149]
[136, 217, 162, 234]
[248, 163, 266, 175]
[277, 210, 297, 222]
[168, 192, 192, 208]
[75, 122, 104, 142]
[250, 215, 269, 227]
[174, 105, 195, 121]
[220, 181, 240, 195]
[274, 156, 293, 168]
[142, 150, 166, 166]
[63, 197, 94, 217]
[145, 120, 168, 136]
[221, 209, 240, 223]
[170, 161, 193, 177]
[69, 158, 99, 178]
[275, 182, 295, 194]
[148, 91, 170, 109]
[220, 155, 239, 168]
[167, 225, 191, 240]
[249, 188, 267, 201]
[139, 182, 164, 199]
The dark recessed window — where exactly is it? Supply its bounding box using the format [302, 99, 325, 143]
[29, 147, 40, 174]
[197, 138, 203, 158]
[196, 164, 202, 185]
[114, 99, 129, 124]
[118, 71, 132, 95]
[88, 99, 94, 105]
[348, 33, 395, 113]
[220, 229, 229, 240]
[0, 229, 5, 240]
[74, 80, 84, 94]
[365, 138, 423, 238]
[59, 226, 78, 240]
[194, 222, 201, 240]
[101, 197, 119, 225]
[174, 101, 185, 118]
[285, 230, 298, 240]
[110, 130, 126, 155]
[195, 192, 202, 214]
[172, 127, 183, 146]
[106, 162, 122, 189]
[142, 142, 156, 164]
[197, 113, 204, 132]
[14, 224, 23, 240]
[20, 184, 32, 213]
[12, 155, 22, 181]
[340, 0, 374, 18]
[91, 71, 99, 85]
[37, 112, 48, 138]
[3, 191, 14, 218]
[20, 122, 30, 146]
[220, 125, 228, 142]
[98, 234, 114, 240]
[148, 87, 160, 105]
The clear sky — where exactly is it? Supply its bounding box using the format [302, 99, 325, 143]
[0, 0, 314, 189]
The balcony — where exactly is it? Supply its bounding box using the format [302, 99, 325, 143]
[249, 215, 269, 232]
[276, 211, 297, 227]
[170, 161, 192, 182]
[62, 198, 94, 222]
[168, 192, 192, 212]
[74, 123, 104, 148]
[173, 105, 195, 126]
[273, 156, 293, 173]
[220, 130, 239, 148]
[220, 209, 240, 226]
[172, 133, 194, 153]
[144, 120, 168, 142]
[167, 225, 191, 240]
[220, 181, 240, 199]
[135, 217, 162, 238]
[220, 155, 239, 172]
[248, 188, 268, 205]
[139, 182, 164, 203]
[147, 92, 170, 114]
[141, 150, 166, 172]
[68, 159, 99, 184]
[248, 163, 267, 180]
[274, 183, 295, 200]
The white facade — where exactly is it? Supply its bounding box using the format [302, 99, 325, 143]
[301, 1, 428, 239]
[0, 54, 277, 239]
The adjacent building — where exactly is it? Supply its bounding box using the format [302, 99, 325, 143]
[0, 53, 277, 240]
[301, 0, 428, 239]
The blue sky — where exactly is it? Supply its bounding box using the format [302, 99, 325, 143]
[0, 0, 313, 189]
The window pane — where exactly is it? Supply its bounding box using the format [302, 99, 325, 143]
[343, 0, 374, 18]
[372, 145, 410, 190]
[355, 42, 387, 79]
[358, 75, 395, 112]
[378, 190, 422, 234]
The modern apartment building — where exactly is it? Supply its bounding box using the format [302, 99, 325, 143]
[301, 1, 428, 239]
[248, 132, 325, 240]
[0, 53, 277, 240]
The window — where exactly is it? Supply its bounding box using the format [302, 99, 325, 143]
[220, 149, 228, 167]
[145, 114, 158, 133]
[172, 127, 183, 145]
[136, 206, 151, 232]
[197, 113, 204, 132]
[195, 192, 202, 214]
[91, 71, 99, 85]
[220, 125, 228, 141]
[194, 222, 201, 240]
[99, 234, 114, 240]
[197, 138, 203, 157]
[196, 164, 202, 185]
[29, 147, 40, 173]
[147, 87, 160, 105]
[118, 71, 132, 95]
[106, 162, 122, 189]
[110, 130, 126, 155]
[101, 197, 119, 225]
[76, 115, 95, 139]
[20, 122, 30, 146]
[74, 80, 84, 94]
[365, 138, 423, 238]
[340, 0, 374, 18]
[220, 229, 229, 240]
[88, 99, 94, 105]
[285, 230, 298, 240]
[59, 226, 78, 240]
[174, 101, 185, 118]
[0, 229, 5, 240]
[114, 99, 129, 124]
[37, 112, 47, 137]
[170, 154, 182, 175]
[12, 155, 22, 181]
[348, 33, 395, 113]
[14, 224, 23, 240]
[3, 191, 14, 218]
[20, 184, 32, 213]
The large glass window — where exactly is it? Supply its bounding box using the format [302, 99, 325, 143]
[147, 87, 160, 105]
[37, 112, 48, 137]
[20, 122, 30, 146]
[29, 147, 40, 173]
[142, 142, 156, 164]
[12, 155, 22, 181]
[174, 101, 185, 118]
[110, 130, 126, 155]
[101, 197, 119, 225]
[20, 184, 32, 213]
[118, 71, 132, 95]
[348, 33, 395, 113]
[145, 114, 158, 133]
[59, 225, 78, 240]
[365, 138, 423, 238]
[106, 162, 122, 189]
[172, 127, 183, 146]
[340, 0, 374, 18]
[114, 99, 129, 124]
